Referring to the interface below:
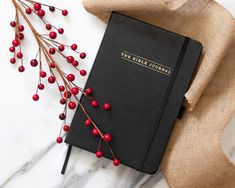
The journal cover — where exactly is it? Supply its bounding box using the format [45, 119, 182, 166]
[65, 12, 202, 174]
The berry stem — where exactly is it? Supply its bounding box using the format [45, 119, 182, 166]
[11, 0, 118, 164]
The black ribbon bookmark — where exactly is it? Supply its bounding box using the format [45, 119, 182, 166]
[61, 145, 72, 174]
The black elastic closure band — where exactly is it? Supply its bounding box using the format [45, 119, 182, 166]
[61, 145, 72, 175]
[178, 105, 186, 119]
[139, 37, 190, 170]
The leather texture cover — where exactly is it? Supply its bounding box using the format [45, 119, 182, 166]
[65, 12, 202, 174]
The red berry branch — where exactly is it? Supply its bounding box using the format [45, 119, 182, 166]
[10, 0, 120, 167]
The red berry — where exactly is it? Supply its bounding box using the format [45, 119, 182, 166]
[96, 151, 103, 158]
[50, 62, 56, 68]
[12, 39, 20, 47]
[91, 128, 99, 136]
[80, 52, 86, 59]
[67, 74, 75, 82]
[37, 9, 45, 17]
[17, 52, 23, 59]
[63, 125, 70, 132]
[38, 83, 45, 90]
[62, 10, 68, 16]
[64, 91, 71, 98]
[49, 31, 57, 39]
[56, 137, 63, 144]
[18, 25, 24, 32]
[60, 98, 66, 105]
[18, 66, 25, 72]
[58, 45, 65, 52]
[80, 70, 87, 76]
[59, 113, 66, 120]
[59, 85, 65, 92]
[40, 71, 47, 78]
[84, 119, 92, 126]
[103, 103, 111, 110]
[49, 6, 55, 12]
[91, 100, 99, 108]
[49, 48, 56, 55]
[18, 33, 24, 40]
[48, 76, 56, 84]
[26, 7, 32, 14]
[113, 159, 120, 166]
[34, 3, 41, 11]
[85, 88, 93, 95]
[10, 58, 16, 64]
[10, 21, 16, 27]
[71, 87, 79, 95]
[58, 28, 64, 34]
[72, 60, 79, 67]
[30, 59, 38, 67]
[71, 44, 77, 51]
[67, 56, 74, 63]
[32, 94, 39, 101]
[68, 101, 76, 109]
[46, 24, 52, 30]
[9, 46, 15, 53]
[103, 133, 112, 142]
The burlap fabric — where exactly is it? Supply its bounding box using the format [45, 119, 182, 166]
[81, 0, 235, 187]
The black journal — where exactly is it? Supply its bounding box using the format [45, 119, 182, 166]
[64, 12, 202, 174]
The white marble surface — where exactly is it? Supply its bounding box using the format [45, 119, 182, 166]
[0, 0, 234, 188]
